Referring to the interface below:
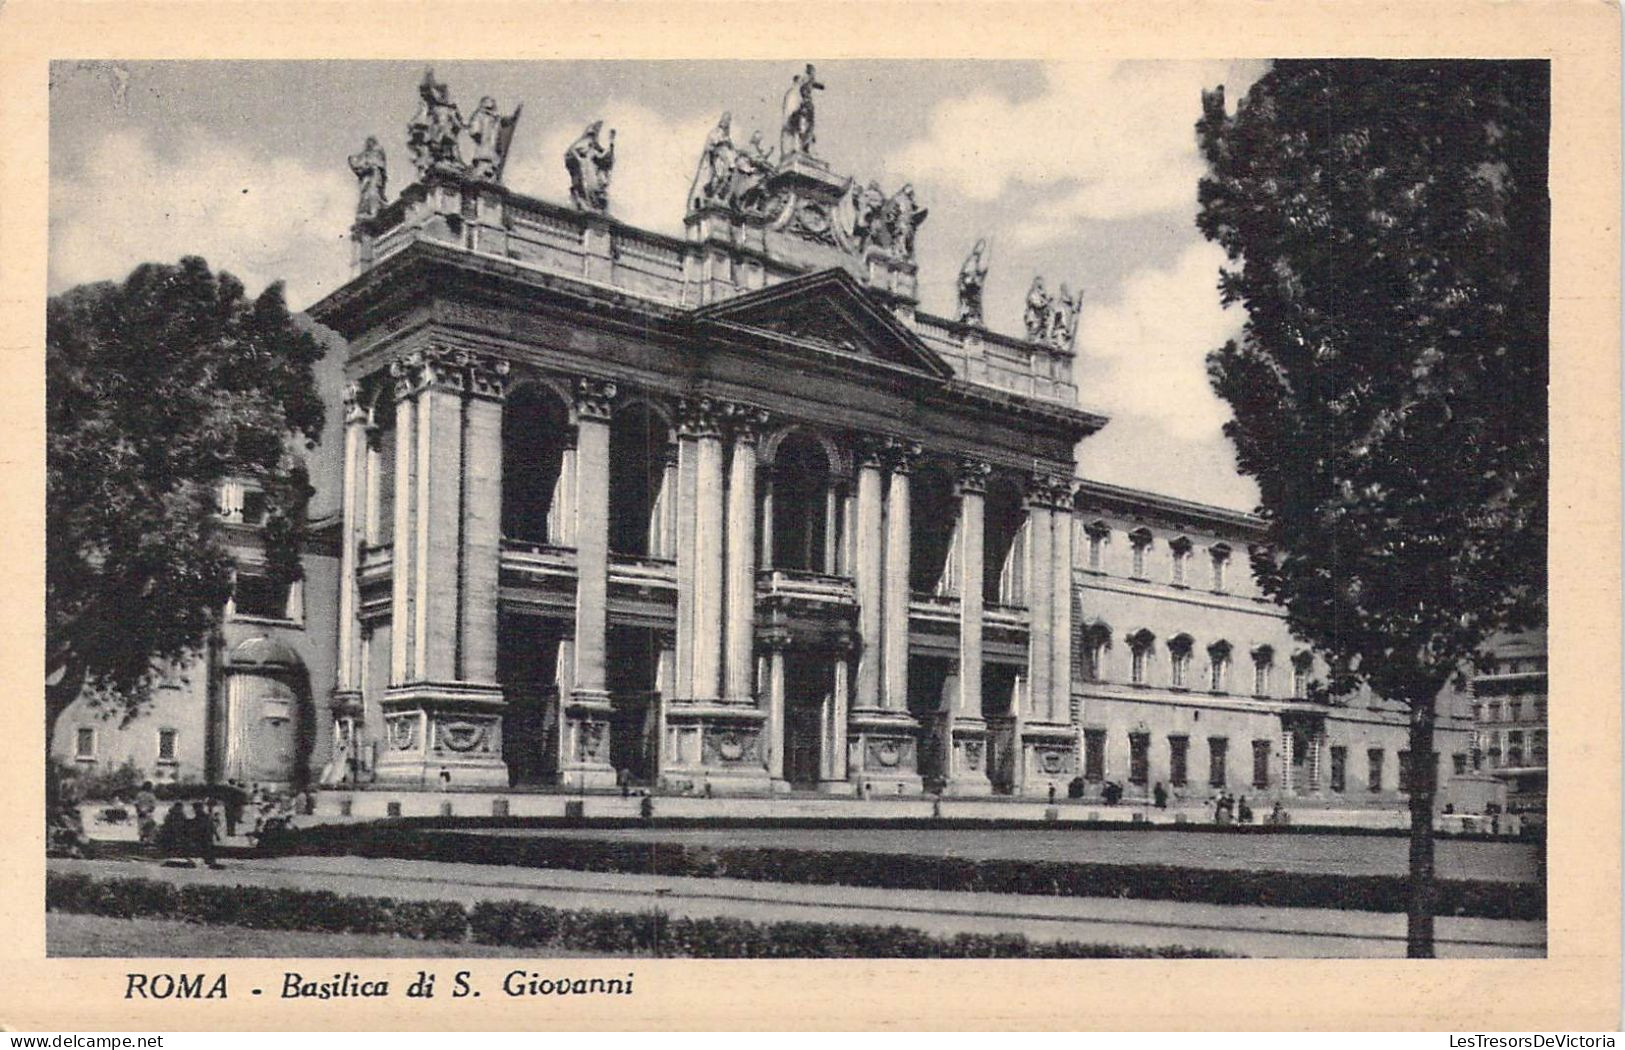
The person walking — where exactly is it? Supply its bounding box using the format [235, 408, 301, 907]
[134, 782, 159, 847]
[191, 801, 223, 869]
[1152, 781, 1168, 809]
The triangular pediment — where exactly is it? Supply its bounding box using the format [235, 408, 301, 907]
[692, 269, 955, 380]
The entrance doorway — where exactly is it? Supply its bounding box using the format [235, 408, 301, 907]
[783, 652, 829, 789]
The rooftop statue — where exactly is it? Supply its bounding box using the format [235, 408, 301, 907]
[348, 136, 388, 220]
[956, 239, 990, 326]
[780, 63, 825, 157]
[879, 183, 928, 261]
[407, 68, 464, 174]
[466, 96, 523, 182]
[690, 111, 737, 211]
[1023, 276, 1051, 342]
[565, 120, 616, 213]
[732, 130, 777, 212]
[847, 180, 886, 249]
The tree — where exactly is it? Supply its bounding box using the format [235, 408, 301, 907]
[1196, 61, 1548, 956]
[46, 256, 325, 745]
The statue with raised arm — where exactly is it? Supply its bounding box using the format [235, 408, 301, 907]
[565, 120, 616, 212]
[466, 96, 522, 182]
[690, 112, 737, 211]
[780, 63, 825, 157]
[1023, 276, 1051, 342]
[407, 68, 465, 174]
[1051, 283, 1084, 349]
[348, 136, 388, 219]
[848, 180, 886, 249]
[956, 239, 991, 326]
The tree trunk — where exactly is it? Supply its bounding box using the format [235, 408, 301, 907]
[44, 659, 86, 751]
[1406, 696, 1437, 958]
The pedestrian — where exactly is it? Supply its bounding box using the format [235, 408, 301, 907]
[134, 781, 159, 847]
[1237, 795, 1254, 824]
[224, 781, 243, 837]
[1153, 781, 1168, 809]
[191, 801, 222, 869]
[1047, 782, 1057, 805]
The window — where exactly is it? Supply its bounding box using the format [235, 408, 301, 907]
[1291, 653, 1313, 699]
[1251, 739, 1271, 789]
[1489, 702, 1502, 723]
[1329, 746, 1347, 793]
[1210, 544, 1231, 591]
[157, 729, 178, 763]
[1506, 731, 1524, 768]
[240, 488, 269, 525]
[1367, 748, 1384, 792]
[1207, 642, 1232, 692]
[1127, 629, 1155, 685]
[1168, 634, 1193, 689]
[1128, 529, 1152, 579]
[1208, 737, 1228, 788]
[1453, 753, 1467, 775]
[1083, 730, 1106, 782]
[1169, 735, 1189, 787]
[1081, 623, 1112, 682]
[1251, 647, 1274, 696]
[1509, 700, 1522, 722]
[1169, 537, 1192, 586]
[1531, 730, 1547, 766]
[1084, 522, 1110, 572]
[1128, 732, 1150, 786]
[232, 573, 294, 620]
[74, 727, 96, 760]
[1535, 697, 1547, 721]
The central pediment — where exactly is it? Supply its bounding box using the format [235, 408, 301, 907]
[691, 268, 954, 380]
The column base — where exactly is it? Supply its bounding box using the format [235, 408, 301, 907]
[847, 708, 925, 797]
[943, 717, 993, 796]
[1018, 720, 1079, 799]
[559, 688, 616, 787]
[372, 683, 509, 788]
[660, 701, 773, 795]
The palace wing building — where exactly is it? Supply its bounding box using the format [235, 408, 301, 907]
[53, 68, 1477, 814]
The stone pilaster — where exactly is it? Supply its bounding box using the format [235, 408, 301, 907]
[948, 458, 992, 795]
[724, 405, 768, 703]
[559, 377, 616, 789]
[763, 627, 791, 787]
[1049, 477, 1076, 725]
[882, 439, 920, 712]
[374, 348, 507, 788]
[677, 398, 726, 703]
[335, 382, 368, 698]
[1024, 474, 1054, 719]
[852, 438, 885, 711]
[823, 633, 855, 791]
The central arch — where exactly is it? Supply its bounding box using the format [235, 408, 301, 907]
[502, 382, 573, 546]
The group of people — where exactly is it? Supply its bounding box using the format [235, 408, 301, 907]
[128, 780, 305, 866]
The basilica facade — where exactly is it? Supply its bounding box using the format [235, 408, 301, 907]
[54, 67, 1478, 809]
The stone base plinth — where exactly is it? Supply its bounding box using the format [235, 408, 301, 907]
[372, 683, 508, 788]
[660, 701, 772, 795]
[559, 689, 616, 789]
[1019, 721, 1079, 799]
[847, 709, 924, 796]
[944, 718, 994, 796]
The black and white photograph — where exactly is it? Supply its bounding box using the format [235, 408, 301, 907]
[9, 0, 1620, 1033]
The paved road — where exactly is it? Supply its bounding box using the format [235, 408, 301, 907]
[477, 825, 1543, 883]
[50, 856, 1545, 959]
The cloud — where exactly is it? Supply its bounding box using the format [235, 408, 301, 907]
[889, 60, 1264, 244]
[505, 102, 715, 237]
[50, 129, 354, 309]
[1075, 240, 1240, 442]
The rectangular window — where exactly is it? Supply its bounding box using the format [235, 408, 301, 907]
[1208, 737, 1228, 788]
[1131, 544, 1147, 578]
[1128, 733, 1150, 786]
[1489, 702, 1502, 723]
[1170, 652, 1187, 688]
[1329, 746, 1347, 793]
[1087, 534, 1105, 571]
[1453, 752, 1467, 776]
[1209, 658, 1228, 692]
[157, 728, 178, 763]
[1253, 661, 1270, 696]
[1212, 555, 1228, 591]
[1171, 552, 1187, 586]
[1169, 735, 1189, 787]
[1293, 665, 1309, 699]
[1251, 739, 1271, 789]
[233, 573, 293, 620]
[1131, 649, 1147, 685]
[1084, 730, 1106, 782]
[1510, 700, 1522, 722]
[1367, 749, 1384, 793]
[75, 727, 96, 760]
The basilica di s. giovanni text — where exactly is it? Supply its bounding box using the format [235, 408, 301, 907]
[54, 67, 1484, 815]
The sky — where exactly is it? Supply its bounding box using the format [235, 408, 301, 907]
[48, 59, 1266, 510]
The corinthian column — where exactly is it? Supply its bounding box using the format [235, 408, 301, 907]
[947, 458, 992, 795]
[1048, 477, 1076, 724]
[724, 404, 767, 703]
[852, 438, 885, 710]
[882, 439, 920, 712]
[461, 354, 509, 685]
[571, 377, 616, 702]
[335, 382, 368, 697]
[1024, 474, 1054, 719]
[677, 397, 725, 702]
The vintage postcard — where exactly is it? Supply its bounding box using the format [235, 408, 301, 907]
[0, 0, 1618, 1033]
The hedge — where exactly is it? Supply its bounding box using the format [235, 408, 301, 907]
[46, 872, 1227, 958]
[282, 826, 1544, 921]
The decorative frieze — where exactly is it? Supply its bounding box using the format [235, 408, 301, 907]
[390, 347, 512, 401]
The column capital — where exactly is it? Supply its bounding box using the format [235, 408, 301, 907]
[829, 629, 860, 655]
[853, 434, 887, 471]
[1026, 471, 1075, 510]
[955, 457, 992, 495]
[466, 354, 512, 401]
[723, 402, 771, 445]
[390, 348, 457, 399]
[761, 627, 794, 652]
[883, 437, 924, 475]
[654, 627, 677, 648]
[343, 382, 369, 426]
[573, 377, 618, 422]
[677, 396, 723, 439]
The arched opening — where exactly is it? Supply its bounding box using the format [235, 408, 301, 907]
[221, 636, 315, 789]
[608, 401, 671, 558]
[502, 384, 572, 546]
[770, 431, 835, 573]
[909, 463, 958, 596]
[983, 476, 1026, 606]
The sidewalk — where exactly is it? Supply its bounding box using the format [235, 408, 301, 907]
[50, 854, 1545, 959]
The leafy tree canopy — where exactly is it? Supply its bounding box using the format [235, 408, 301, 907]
[46, 256, 325, 732]
[1197, 60, 1548, 705]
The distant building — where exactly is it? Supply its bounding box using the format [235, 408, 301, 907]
[1467, 630, 1548, 825]
[51, 66, 1477, 809]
